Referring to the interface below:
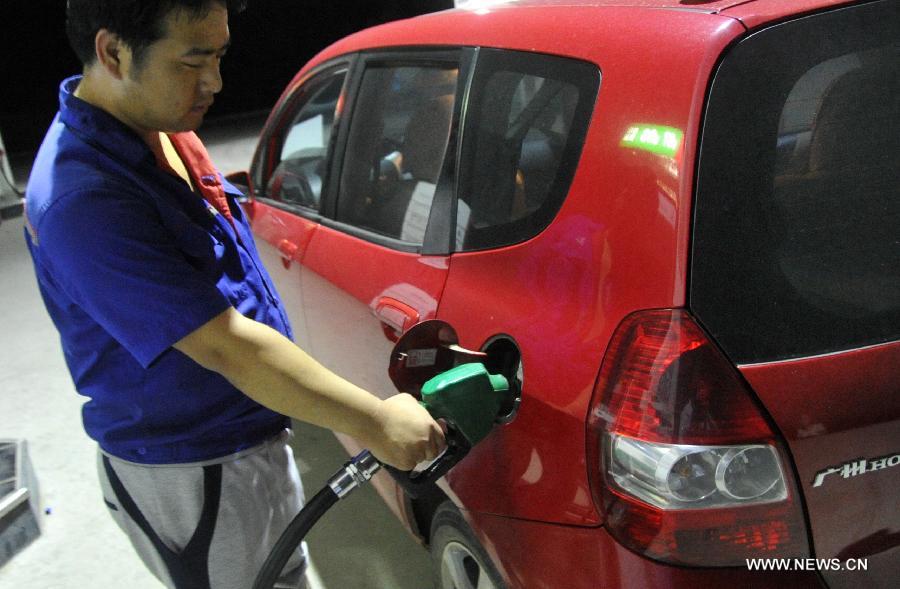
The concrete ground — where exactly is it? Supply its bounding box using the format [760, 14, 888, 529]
[0, 115, 435, 588]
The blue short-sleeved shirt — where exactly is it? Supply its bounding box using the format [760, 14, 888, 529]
[25, 76, 292, 464]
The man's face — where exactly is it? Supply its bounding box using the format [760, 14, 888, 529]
[118, 4, 230, 135]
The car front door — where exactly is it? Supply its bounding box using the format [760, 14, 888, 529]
[296, 51, 468, 520]
[249, 63, 350, 350]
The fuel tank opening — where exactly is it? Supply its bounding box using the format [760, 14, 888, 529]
[481, 335, 523, 424]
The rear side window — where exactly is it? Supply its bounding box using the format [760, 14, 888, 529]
[691, 0, 899, 363]
[456, 50, 599, 251]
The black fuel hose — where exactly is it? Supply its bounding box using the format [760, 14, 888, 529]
[251, 485, 337, 589]
[1, 150, 22, 197]
[1, 169, 22, 196]
[252, 450, 381, 589]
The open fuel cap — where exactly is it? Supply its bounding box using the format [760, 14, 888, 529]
[388, 320, 486, 397]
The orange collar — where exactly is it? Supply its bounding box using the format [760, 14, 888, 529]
[157, 132, 235, 226]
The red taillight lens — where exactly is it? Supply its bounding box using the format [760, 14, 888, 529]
[587, 309, 810, 566]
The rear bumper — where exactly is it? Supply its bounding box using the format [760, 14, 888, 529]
[465, 510, 826, 589]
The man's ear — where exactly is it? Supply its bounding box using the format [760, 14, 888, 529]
[93, 29, 130, 80]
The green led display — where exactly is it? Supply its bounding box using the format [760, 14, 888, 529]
[620, 124, 683, 157]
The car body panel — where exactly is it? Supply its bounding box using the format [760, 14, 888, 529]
[722, 0, 866, 28]
[247, 202, 318, 349]
[411, 11, 745, 525]
[457, 0, 744, 11]
[303, 6, 746, 97]
[465, 508, 825, 588]
[297, 224, 451, 521]
[293, 6, 748, 325]
[689, 3, 899, 585]
[740, 341, 900, 587]
[262, 3, 748, 528]
[245, 0, 899, 585]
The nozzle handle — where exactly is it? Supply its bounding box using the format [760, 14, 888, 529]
[382, 425, 471, 499]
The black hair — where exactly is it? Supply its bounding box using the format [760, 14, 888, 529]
[66, 0, 247, 68]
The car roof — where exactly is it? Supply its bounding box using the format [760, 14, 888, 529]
[453, 0, 743, 12]
[451, 0, 856, 15]
[305, 0, 861, 69]
[448, 0, 868, 26]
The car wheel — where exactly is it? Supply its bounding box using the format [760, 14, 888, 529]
[430, 503, 506, 589]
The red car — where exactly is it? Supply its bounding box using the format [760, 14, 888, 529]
[233, 0, 899, 586]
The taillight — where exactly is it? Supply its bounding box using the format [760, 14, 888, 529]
[587, 309, 809, 566]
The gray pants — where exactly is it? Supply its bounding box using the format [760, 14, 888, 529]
[97, 430, 308, 589]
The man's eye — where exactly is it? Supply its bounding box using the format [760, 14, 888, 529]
[182, 62, 204, 69]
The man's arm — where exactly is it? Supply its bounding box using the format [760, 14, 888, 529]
[174, 307, 444, 470]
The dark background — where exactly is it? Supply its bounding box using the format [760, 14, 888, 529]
[1, 0, 452, 157]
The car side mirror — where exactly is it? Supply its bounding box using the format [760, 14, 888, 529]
[224, 170, 254, 202]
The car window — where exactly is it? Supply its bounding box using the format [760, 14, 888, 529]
[336, 64, 459, 245]
[691, 1, 900, 363]
[456, 50, 599, 251]
[260, 70, 346, 210]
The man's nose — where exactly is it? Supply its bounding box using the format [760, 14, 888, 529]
[202, 61, 223, 94]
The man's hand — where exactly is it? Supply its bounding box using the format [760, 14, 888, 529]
[362, 393, 447, 471]
[174, 308, 446, 470]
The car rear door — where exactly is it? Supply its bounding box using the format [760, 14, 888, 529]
[691, 2, 899, 587]
[429, 49, 603, 522]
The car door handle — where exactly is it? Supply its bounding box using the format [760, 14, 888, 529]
[374, 297, 420, 342]
[277, 239, 301, 269]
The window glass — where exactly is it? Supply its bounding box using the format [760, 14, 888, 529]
[336, 65, 458, 244]
[264, 72, 346, 210]
[456, 51, 599, 251]
[691, 1, 899, 363]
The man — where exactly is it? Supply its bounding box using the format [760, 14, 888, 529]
[24, 1, 445, 587]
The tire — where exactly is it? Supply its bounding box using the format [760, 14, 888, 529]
[429, 503, 506, 589]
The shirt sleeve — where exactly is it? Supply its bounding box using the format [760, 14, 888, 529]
[36, 188, 233, 368]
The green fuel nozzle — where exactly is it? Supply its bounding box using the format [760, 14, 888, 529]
[420, 363, 510, 447]
[384, 363, 510, 498]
